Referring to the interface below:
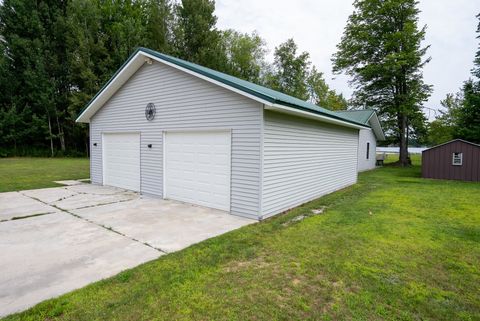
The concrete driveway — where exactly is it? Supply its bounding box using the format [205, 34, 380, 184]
[0, 182, 253, 317]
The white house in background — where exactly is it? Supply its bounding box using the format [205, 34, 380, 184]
[336, 110, 385, 172]
[77, 47, 374, 220]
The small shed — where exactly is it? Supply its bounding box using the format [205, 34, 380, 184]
[422, 139, 480, 181]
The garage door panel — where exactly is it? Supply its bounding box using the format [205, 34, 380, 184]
[103, 133, 140, 192]
[165, 131, 231, 211]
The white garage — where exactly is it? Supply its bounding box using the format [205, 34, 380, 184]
[77, 48, 378, 220]
[102, 132, 140, 191]
[164, 130, 231, 211]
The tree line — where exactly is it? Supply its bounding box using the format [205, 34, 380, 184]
[1, 0, 478, 166]
[427, 14, 480, 146]
[332, 0, 479, 164]
[0, 0, 346, 157]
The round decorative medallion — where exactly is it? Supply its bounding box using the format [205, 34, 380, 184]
[145, 103, 156, 121]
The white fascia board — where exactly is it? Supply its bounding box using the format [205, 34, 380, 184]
[140, 52, 274, 106]
[76, 51, 274, 123]
[368, 113, 386, 140]
[265, 104, 369, 130]
[76, 52, 146, 123]
[76, 49, 369, 131]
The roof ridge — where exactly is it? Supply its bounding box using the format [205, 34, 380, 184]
[139, 47, 279, 102]
[424, 139, 480, 151]
[138, 47, 367, 127]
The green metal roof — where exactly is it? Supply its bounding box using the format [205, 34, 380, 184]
[335, 109, 375, 125]
[137, 48, 367, 127]
[78, 47, 369, 128]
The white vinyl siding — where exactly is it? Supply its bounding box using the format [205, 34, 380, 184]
[357, 129, 377, 172]
[90, 61, 261, 219]
[261, 111, 358, 218]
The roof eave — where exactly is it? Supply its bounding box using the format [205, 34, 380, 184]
[76, 49, 147, 123]
[367, 113, 385, 140]
[265, 104, 369, 130]
[76, 48, 368, 129]
[423, 139, 480, 151]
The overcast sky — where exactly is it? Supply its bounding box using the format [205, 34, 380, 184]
[215, 0, 479, 120]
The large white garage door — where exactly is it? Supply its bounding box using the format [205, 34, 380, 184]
[165, 130, 231, 211]
[103, 132, 140, 191]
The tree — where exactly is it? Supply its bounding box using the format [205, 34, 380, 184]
[472, 13, 480, 80]
[333, 0, 432, 166]
[426, 14, 480, 145]
[264, 39, 347, 109]
[221, 30, 267, 83]
[66, 0, 153, 154]
[174, 0, 225, 70]
[0, 0, 67, 156]
[307, 67, 347, 110]
[98, 0, 147, 67]
[426, 93, 461, 145]
[267, 39, 310, 100]
[144, 0, 174, 53]
[0, 0, 348, 156]
[453, 14, 480, 143]
[427, 119, 451, 146]
[456, 80, 480, 143]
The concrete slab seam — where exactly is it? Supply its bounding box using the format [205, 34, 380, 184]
[0, 212, 56, 223]
[20, 193, 168, 255]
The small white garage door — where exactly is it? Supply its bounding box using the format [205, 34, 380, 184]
[103, 132, 140, 191]
[165, 130, 231, 211]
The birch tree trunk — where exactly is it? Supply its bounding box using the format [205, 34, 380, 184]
[47, 115, 54, 157]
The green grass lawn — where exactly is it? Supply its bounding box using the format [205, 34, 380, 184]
[383, 153, 422, 165]
[0, 158, 89, 192]
[3, 159, 480, 321]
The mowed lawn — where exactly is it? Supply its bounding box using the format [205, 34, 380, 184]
[3, 157, 480, 321]
[0, 158, 89, 192]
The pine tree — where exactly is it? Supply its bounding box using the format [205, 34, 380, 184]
[333, 0, 432, 166]
[0, 0, 65, 156]
[174, 0, 225, 70]
[144, 0, 174, 53]
[454, 14, 480, 143]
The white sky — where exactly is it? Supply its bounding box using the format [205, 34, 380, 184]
[215, 0, 480, 120]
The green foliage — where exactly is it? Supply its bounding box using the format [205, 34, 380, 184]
[266, 39, 346, 110]
[427, 14, 480, 145]
[174, 0, 225, 70]
[0, 0, 167, 156]
[0, 0, 348, 156]
[220, 30, 267, 83]
[427, 119, 453, 146]
[333, 0, 432, 164]
[472, 13, 480, 79]
[0, 0, 64, 155]
[454, 14, 480, 143]
[427, 93, 460, 146]
[4, 160, 480, 320]
[455, 80, 480, 143]
[144, 0, 174, 53]
[266, 39, 311, 100]
[307, 67, 348, 110]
